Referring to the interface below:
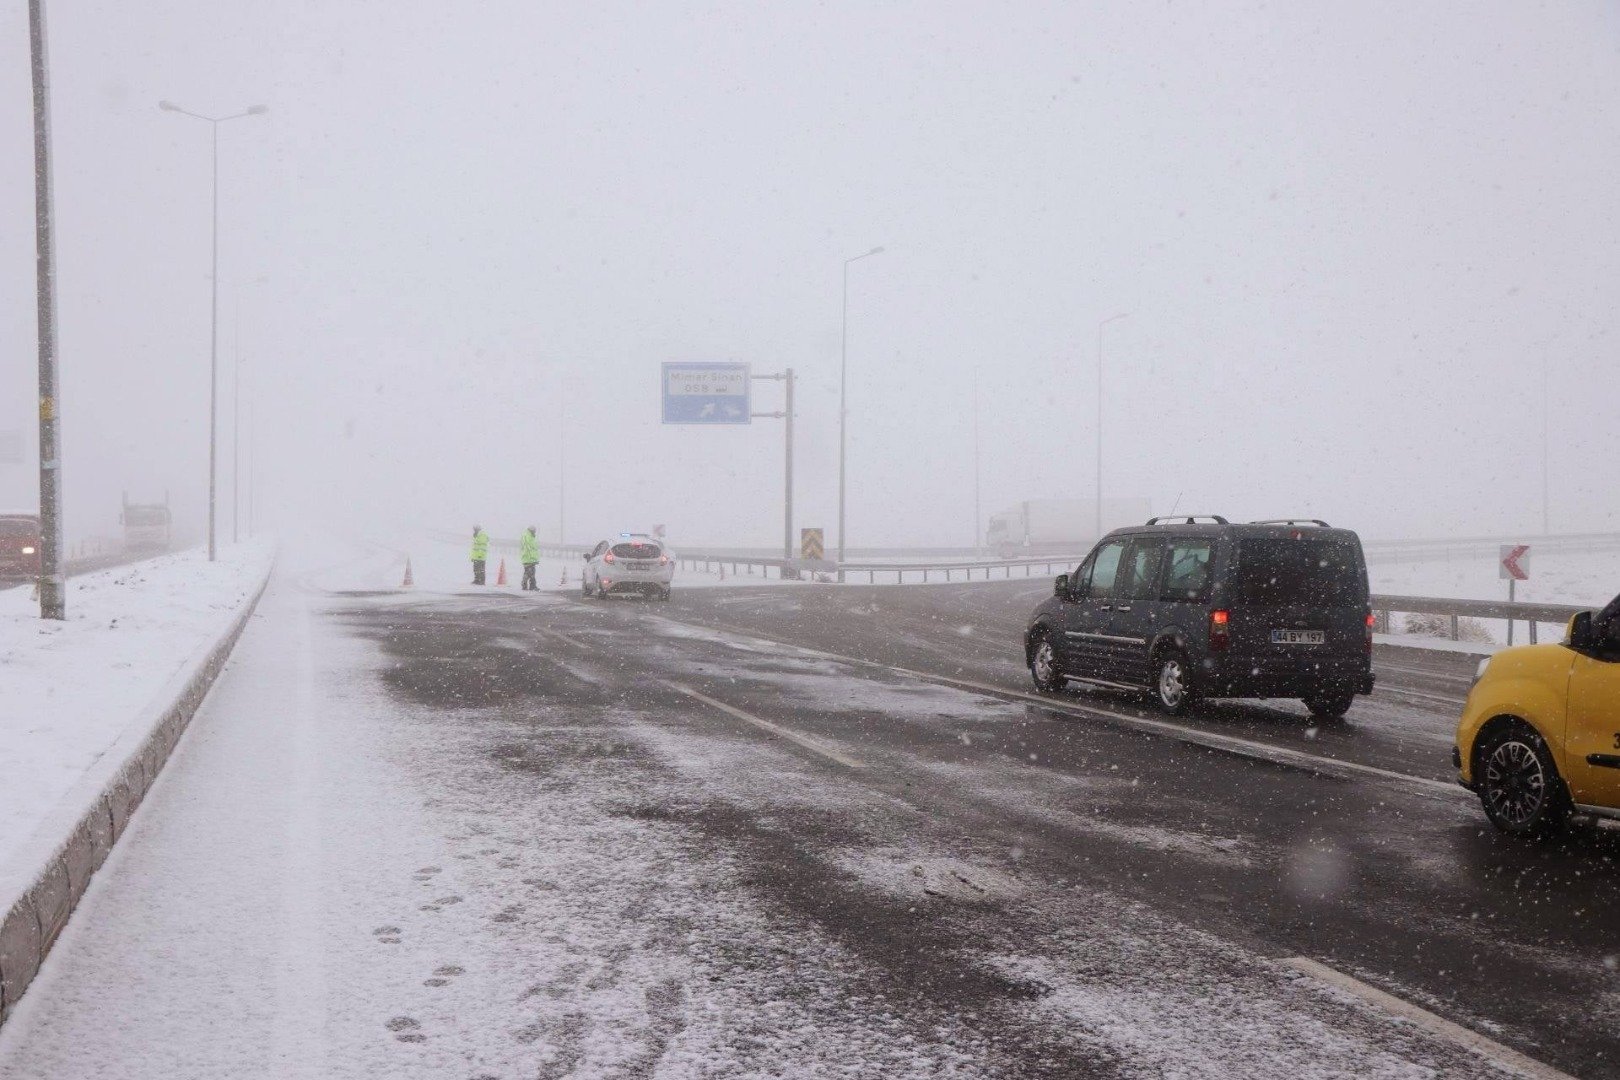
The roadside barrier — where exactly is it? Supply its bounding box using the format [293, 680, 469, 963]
[0, 559, 274, 1025]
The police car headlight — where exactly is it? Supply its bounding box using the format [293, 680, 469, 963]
[21, 546, 35, 554]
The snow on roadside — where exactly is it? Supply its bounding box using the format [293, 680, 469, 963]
[0, 540, 273, 869]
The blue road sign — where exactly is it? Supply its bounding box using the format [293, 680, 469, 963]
[662, 362, 751, 424]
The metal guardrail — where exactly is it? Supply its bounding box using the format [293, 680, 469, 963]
[1369, 594, 1591, 645]
[1363, 531, 1620, 563]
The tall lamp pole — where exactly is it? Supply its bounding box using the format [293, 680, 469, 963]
[837, 245, 883, 568]
[1095, 313, 1129, 540]
[972, 367, 982, 553]
[30, 0, 65, 619]
[226, 276, 267, 544]
[1541, 356, 1550, 535]
[158, 99, 266, 560]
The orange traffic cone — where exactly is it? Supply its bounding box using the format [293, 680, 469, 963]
[495, 557, 508, 586]
[401, 556, 414, 588]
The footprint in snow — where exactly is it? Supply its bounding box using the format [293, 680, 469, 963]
[386, 1016, 425, 1042]
[425, 963, 466, 987]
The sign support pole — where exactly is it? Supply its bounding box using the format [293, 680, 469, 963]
[750, 369, 795, 567]
[1507, 577, 1515, 646]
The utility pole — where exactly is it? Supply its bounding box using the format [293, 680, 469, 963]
[30, 0, 64, 619]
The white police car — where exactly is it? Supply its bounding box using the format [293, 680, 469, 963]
[583, 534, 675, 600]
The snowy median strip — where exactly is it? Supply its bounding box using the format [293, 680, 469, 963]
[0, 543, 274, 1022]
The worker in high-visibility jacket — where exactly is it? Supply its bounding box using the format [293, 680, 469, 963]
[470, 525, 491, 585]
[519, 526, 540, 591]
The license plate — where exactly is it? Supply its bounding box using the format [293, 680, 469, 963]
[628, 561, 655, 570]
[1271, 630, 1325, 645]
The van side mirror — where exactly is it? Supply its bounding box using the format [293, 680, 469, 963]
[1567, 611, 1594, 649]
[1054, 573, 1070, 598]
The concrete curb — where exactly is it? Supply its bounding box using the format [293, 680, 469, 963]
[0, 557, 274, 1024]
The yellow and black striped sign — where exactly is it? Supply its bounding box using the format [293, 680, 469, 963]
[801, 528, 824, 561]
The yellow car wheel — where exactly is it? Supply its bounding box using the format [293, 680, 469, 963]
[1476, 722, 1570, 838]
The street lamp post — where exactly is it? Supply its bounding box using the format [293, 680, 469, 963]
[227, 276, 267, 544]
[1095, 313, 1129, 540]
[837, 245, 883, 570]
[1541, 356, 1550, 535]
[29, 0, 65, 619]
[158, 100, 266, 561]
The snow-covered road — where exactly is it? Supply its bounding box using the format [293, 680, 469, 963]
[0, 565, 1605, 1078]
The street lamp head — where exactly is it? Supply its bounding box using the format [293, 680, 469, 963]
[158, 100, 179, 112]
[868, 246, 885, 256]
[246, 105, 268, 115]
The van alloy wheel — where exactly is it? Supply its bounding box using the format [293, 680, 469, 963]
[1030, 637, 1062, 692]
[1155, 654, 1193, 715]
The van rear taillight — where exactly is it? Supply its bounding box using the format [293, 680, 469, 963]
[1366, 611, 1375, 654]
[1209, 609, 1231, 651]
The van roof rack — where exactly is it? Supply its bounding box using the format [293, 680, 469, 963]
[1145, 515, 1229, 526]
[1249, 518, 1331, 527]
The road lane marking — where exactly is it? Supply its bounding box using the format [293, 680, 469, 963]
[1375, 683, 1466, 708]
[670, 616, 1464, 797]
[1280, 957, 1575, 1080]
[539, 628, 590, 651]
[667, 682, 867, 770]
[1375, 660, 1478, 684]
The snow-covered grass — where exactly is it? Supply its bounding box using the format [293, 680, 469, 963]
[0, 540, 274, 870]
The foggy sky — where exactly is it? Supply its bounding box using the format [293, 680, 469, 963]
[2, 1, 1617, 551]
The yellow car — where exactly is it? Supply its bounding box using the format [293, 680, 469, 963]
[1455, 591, 1620, 836]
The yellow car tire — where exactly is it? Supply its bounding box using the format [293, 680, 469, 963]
[1475, 722, 1570, 838]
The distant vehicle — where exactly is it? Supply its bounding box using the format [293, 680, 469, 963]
[986, 497, 1152, 556]
[582, 533, 674, 600]
[121, 492, 172, 552]
[1454, 590, 1620, 837]
[0, 512, 41, 584]
[1024, 516, 1375, 718]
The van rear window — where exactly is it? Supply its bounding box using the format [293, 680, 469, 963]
[1234, 538, 1365, 607]
[0, 518, 39, 538]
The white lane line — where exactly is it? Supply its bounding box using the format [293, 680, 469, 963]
[667, 682, 867, 770]
[1376, 683, 1466, 708]
[539, 628, 590, 651]
[1376, 660, 1477, 683]
[1281, 957, 1575, 1080]
[686, 617, 1464, 796]
[882, 667, 1462, 795]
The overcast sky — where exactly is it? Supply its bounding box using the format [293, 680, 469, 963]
[1, 1, 1616, 550]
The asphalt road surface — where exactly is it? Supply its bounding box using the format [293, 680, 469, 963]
[1, 572, 1614, 1079]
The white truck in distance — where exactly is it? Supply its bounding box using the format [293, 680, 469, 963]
[121, 492, 173, 553]
[985, 497, 1152, 556]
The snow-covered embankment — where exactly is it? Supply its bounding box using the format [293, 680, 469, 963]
[0, 542, 274, 1020]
